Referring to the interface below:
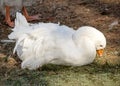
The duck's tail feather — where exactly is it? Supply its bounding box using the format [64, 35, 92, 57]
[15, 12, 29, 28]
[8, 12, 31, 40]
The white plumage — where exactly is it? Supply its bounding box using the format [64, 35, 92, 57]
[8, 13, 106, 70]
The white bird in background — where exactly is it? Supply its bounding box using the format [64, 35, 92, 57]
[0, 0, 40, 27]
[8, 13, 106, 70]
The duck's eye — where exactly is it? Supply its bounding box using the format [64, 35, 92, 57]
[100, 45, 103, 47]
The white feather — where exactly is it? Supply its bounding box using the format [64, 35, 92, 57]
[8, 13, 106, 70]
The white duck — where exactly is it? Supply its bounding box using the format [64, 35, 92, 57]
[0, 0, 39, 27]
[8, 13, 106, 70]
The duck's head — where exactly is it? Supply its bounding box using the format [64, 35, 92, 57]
[95, 37, 106, 57]
[92, 29, 106, 57]
[77, 26, 106, 57]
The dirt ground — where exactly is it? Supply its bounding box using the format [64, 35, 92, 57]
[0, 0, 120, 85]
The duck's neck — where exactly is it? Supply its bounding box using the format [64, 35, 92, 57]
[72, 31, 96, 65]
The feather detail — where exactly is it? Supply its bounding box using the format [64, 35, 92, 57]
[8, 13, 106, 70]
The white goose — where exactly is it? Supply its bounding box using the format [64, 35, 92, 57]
[8, 13, 106, 70]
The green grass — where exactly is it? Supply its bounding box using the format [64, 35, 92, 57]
[0, 64, 120, 86]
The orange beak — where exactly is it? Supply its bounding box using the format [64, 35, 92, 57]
[96, 49, 104, 57]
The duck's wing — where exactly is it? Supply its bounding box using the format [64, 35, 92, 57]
[15, 27, 56, 61]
